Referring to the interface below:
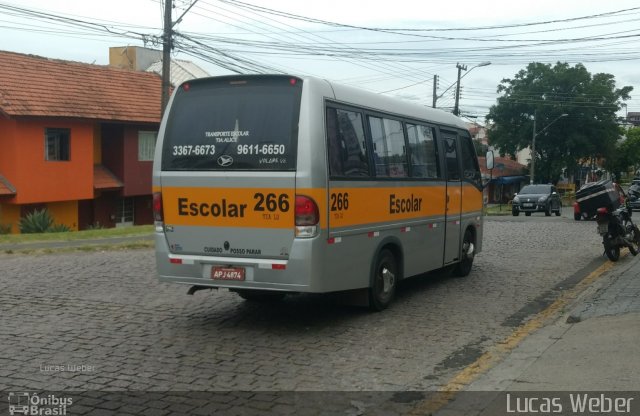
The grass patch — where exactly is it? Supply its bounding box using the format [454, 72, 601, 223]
[484, 204, 513, 216]
[0, 225, 154, 244]
[1, 240, 154, 256]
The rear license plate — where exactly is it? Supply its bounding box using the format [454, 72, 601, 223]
[211, 267, 245, 281]
[597, 223, 608, 234]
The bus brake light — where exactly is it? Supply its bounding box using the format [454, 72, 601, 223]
[153, 192, 164, 222]
[295, 195, 319, 238]
[295, 195, 318, 226]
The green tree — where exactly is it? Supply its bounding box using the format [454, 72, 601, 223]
[486, 62, 632, 184]
[604, 127, 640, 180]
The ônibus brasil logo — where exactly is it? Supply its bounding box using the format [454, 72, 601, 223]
[8, 392, 72, 415]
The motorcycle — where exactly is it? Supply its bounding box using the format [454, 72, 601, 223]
[596, 197, 640, 261]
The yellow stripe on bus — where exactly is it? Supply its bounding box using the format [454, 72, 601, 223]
[328, 186, 445, 227]
[328, 185, 482, 228]
[160, 185, 481, 229]
[162, 187, 297, 228]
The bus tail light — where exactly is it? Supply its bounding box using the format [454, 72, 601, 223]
[153, 192, 164, 231]
[295, 195, 319, 238]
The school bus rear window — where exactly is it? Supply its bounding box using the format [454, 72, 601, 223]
[162, 78, 302, 171]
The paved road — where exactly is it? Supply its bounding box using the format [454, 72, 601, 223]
[0, 214, 607, 414]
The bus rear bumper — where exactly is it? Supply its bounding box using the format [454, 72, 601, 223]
[157, 275, 309, 293]
[155, 233, 327, 293]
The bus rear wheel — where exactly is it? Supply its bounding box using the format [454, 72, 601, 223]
[369, 249, 398, 311]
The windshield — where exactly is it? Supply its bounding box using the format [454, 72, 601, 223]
[162, 76, 302, 171]
[519, 185, 550, 194]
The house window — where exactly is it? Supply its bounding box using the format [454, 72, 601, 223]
[115, 197, 134, 226]
[138, 131, 157, 161]
[45, 128, 70, 161]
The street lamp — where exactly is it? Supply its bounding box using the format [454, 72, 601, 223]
[530, 113, 568, 184]
[432, 62, 491, 111]
[453, 61, 491, 116]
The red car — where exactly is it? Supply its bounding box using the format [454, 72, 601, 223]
[573, 201, 590, 221]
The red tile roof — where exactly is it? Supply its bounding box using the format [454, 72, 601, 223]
[94, 165, 124, 190]
[0, 173, 16, 196]
[478, 156, 527, 177]
[0, 50, 162, 123]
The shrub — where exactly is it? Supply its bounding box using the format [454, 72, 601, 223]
[18, 208, 72, 234]
[0, 223, 12, 234]
[19, 209, 54, 233]
[47, 223, 71, 233]
[86, 222, 104, 230]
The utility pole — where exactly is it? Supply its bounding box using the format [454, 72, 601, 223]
[453, 63, 467, 116]
[432, 74, 438, 108]
[161, 0, 173, 117]
[530, 111, 537, 184]
[530, 112, 568, 184]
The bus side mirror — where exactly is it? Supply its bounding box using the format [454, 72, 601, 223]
[482, 150, 495, 190]
[486, 150, 494, 170]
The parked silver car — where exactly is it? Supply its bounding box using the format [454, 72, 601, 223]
[628, 181, 640, 212]
[512, 184, 562, 217]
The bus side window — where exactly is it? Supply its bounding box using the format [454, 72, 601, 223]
[406, 123, 439, 179]
[368, 116, 407, 178]
[460, 134, 481, 187]
[444, 136, 460, 181]
[326, 107, 369, 178]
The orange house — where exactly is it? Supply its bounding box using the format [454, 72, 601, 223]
[0, 50, 162, 233]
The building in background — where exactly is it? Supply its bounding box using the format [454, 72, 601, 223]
[468, 122, 527, 203]
[478, 156, 528, 204]
[0, 47, 211, 233]
[109, 46, 210, 86]
[627, 112, 640, 127]
[0, 50, 163, 233]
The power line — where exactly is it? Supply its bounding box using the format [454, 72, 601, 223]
[216, 0, 640, 33]
[1, 0, 638, 117]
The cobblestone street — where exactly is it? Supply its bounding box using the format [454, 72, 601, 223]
[1, 215, 607, 414]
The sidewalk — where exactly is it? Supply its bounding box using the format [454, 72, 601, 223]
[439, 253, 640, 415]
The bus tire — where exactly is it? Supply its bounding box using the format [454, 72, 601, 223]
[234, 289, 286, 302]
[452, 229, 475, 277]
[368, 248, 398, 311]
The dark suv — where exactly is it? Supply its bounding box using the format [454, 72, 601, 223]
[512, 184, 562, 217]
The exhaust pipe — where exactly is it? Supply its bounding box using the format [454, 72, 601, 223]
[187, 285, 212, 295]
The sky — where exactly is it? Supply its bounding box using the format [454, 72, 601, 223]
[1, 0, 639, 122]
